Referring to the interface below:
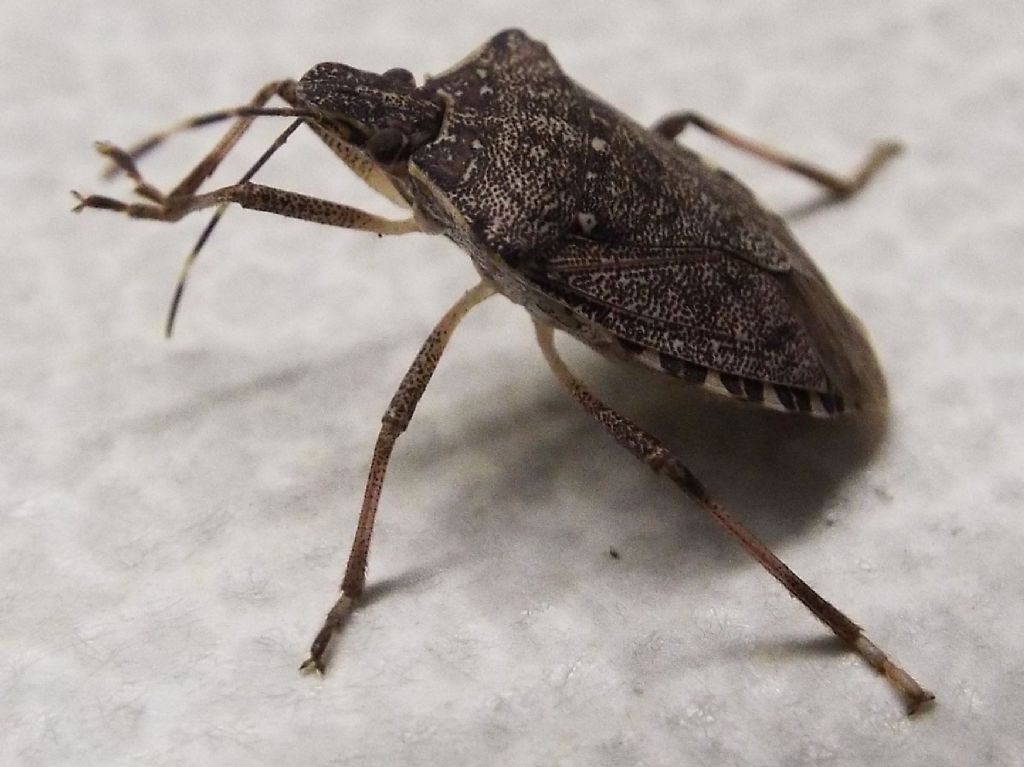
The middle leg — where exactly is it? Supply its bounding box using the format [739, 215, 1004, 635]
[300, 280, 497, 673]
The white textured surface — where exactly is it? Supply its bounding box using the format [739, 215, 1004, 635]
[3, 2, 1023, 765]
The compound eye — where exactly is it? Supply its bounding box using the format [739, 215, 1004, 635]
[381, 68, 416, 88]
[366, 127, 407, 163]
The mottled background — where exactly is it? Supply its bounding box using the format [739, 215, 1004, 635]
[3, 2, 1022, 765]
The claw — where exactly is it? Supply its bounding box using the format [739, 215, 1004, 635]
[95, 140, 138, 176]
[872, 140, 904, 163]
[907, 691, 936, 716]
[94, 141, 166, 203]
[299, 593, 355, 677]
[70, 191, 130, 214]
[95, 139, 128, 181]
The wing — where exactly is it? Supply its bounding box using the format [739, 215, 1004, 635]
[525, 236, 885, 413]
[523, 91, 886, 413]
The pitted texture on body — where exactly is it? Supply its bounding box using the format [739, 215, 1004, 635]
[297, 63, 442, 143]
[578, 98, 804, 274]
[534, 240, 826, 389]
[413, 30, 588, 257]
[410, 29, 884, 406]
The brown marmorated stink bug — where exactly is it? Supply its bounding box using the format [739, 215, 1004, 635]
[73, 29, 933, 713]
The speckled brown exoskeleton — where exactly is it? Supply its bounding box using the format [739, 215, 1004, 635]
[73, 29, 934, 713]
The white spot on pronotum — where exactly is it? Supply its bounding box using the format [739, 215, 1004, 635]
[577, 212, 597, 233]
[476, 68, 487, 79]
[591, 137, 608, 152]
[471, 139, 484, 150]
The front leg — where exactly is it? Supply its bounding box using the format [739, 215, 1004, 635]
[73, 182, 419, 236]
[76, 133, 416, 334]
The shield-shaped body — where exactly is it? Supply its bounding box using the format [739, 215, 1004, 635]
[401, 29, 885, 416]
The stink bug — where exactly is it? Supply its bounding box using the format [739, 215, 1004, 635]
[73, 29, 933, 713]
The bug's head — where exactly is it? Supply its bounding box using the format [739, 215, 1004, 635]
[296, 63, 443, 166]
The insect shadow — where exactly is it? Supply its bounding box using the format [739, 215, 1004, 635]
[112, 332, 885, 608]
[407, 344, 885, 575]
